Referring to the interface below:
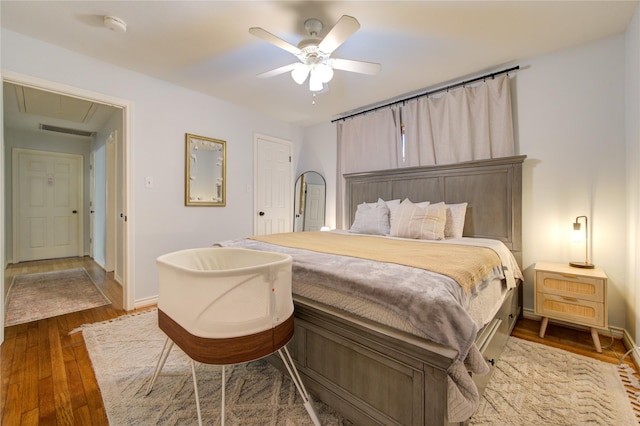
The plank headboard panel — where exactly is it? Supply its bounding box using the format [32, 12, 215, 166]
[344, 155, 526, 267]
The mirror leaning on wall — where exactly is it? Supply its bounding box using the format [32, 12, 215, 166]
[293, 172, 326, 232]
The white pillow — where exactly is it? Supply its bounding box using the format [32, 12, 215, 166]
[445, 203, 468, 238]
[350, 200, 390, 235]
[389, 199, 427, 230]
[390, 199, 446, 240]
[385, 199, 401, 229]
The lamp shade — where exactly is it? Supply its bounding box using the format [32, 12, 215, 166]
[309, 71, 323, 92]
[569, 215, 594, 269]
[314, 63, 334, 83]
[291, 64, 310, 85]
[571, 221, 583, 242]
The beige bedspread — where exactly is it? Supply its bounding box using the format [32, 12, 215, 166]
[251, 231, 501, 294]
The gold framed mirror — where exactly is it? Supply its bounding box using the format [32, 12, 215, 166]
[185, 133, 226, 206]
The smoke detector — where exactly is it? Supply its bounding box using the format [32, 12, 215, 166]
[104, 15, 127, 33]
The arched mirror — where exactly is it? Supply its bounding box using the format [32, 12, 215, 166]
[293, 171, 326, 232]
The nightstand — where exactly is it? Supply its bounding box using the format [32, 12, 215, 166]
[534, 261, 608, 353]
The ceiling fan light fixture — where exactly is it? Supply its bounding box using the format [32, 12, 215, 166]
[250, 15, 381, 95]
[315, 63, 334, 83]
[291, 64, 310, 85]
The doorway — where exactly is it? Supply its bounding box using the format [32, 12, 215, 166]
[2, 72, 134, 341]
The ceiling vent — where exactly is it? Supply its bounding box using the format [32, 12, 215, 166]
[39, 123, 95, 137]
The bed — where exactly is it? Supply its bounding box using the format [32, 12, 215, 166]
[220, 155, 526, 425]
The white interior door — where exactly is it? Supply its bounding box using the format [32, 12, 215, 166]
[303, 183, 325, 231]
[89, 152, 95, 257]
[106, 131, 117, 273]
[254, 135, 292, 236]
[13, 149, 83, 262]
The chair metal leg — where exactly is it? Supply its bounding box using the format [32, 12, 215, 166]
[278, 347, 321, 426]
[191, 359, 203, 426]
[221, 365, 226, 426]
[145, 337, 174, 396]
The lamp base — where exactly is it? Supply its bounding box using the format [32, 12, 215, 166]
[569, 261, 595, 269]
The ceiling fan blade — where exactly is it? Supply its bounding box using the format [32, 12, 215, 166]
[318, 15, 360, 54]
[249, 27, 301, 56]
[331, 58, 381, 75]
[256, 63, 298, 79]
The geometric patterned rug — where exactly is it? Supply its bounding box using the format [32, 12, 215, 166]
[469, 337, 638, 425]
[78, 309, 349, 425]
[5, 267, 110, 326]
[79, 309, 637, 425]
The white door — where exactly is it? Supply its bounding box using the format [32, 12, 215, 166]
[89, 152, 95, 257]
[14, 149, 83, 262]
[254, 135, 292, 236]
[106, 131, 117, 273]
[303, 183, 325, 231]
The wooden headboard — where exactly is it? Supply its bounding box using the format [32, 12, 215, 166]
[344, 155, 526, 267]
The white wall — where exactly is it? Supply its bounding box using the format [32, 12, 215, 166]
[295, 121, 337, 229]
[303, 33, 631, 330]
[517, 35, 627, 329]
[625, 7, 640, 342]
[2, 29, 302, 303]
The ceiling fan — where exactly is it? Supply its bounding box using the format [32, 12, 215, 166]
[249, 15, 381, 92]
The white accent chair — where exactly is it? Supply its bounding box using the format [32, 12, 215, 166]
[145, 247, 320, 426]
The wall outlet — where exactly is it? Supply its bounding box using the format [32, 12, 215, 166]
[145, 176, 154, 188]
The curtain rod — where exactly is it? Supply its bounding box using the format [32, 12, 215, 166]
[331, 65, 520, 123]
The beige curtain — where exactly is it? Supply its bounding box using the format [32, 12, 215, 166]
[402, 74, 515, 166]
[336, 107, 400, 228]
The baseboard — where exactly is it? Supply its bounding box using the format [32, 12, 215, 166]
[522, 307, 624, 339]
[94, 259, 106, 270]
[114, 273, 123, 286]
[134, 295, 158, 310]
[622, 329, 640, 367]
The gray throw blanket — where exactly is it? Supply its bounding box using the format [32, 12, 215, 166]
[220, 237, 484, 362]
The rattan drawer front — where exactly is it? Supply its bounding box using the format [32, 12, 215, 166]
[536, 293, 605, 328]
[535, 271, 604, 302]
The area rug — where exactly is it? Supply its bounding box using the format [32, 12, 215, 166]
[5, 267, 111, 326]
[79, 309, 349, 425]
[80, 309, 637, 425]
[469, 337, 638, 425]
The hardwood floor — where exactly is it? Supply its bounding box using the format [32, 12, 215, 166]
[2, 258, 639, 424]
[1, 257, 150, 425]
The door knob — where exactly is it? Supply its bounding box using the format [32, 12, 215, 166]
[258, 211, 265, 216]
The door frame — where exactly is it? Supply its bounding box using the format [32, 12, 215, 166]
[12, 148, 84, 262]
[1, 70, 136, 316]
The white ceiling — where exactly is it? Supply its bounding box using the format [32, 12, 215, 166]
[2, 1, 638, 128]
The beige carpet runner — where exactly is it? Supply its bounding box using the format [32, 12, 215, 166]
[5, 267, 111, 326]
[79, 309, 638, 425]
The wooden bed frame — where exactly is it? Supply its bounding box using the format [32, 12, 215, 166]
[272, 155, 526, 426]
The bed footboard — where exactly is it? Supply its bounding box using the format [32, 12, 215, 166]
[269, 283, 521, 426]
[288, 297, 453, 426]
